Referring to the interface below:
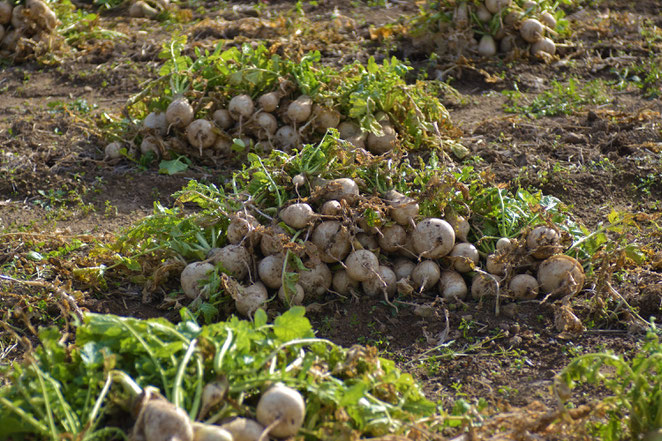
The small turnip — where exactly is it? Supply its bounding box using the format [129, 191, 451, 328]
[257, 91, 280, 113]
[187, 119, 216, 151]
[193, 423, 233, 441]
[260, 225, 289, 256]
[140, 136, 160, 158]
[258, 254, 284, 289]
[449, 242, 479, 273]
[504, 10, 522, 26]
[254, 112, 278, 138]
[412, 218, 456, 259]
[143, 111, 168, 136]
[362, 265, 397, 298]
[496, 237, 514, 253]
[166, 97, 194, 129]
[447, 214, 470, 243]
[104, 142, 123, 161]
[130, 0, 158, 18]
[485, 0, 511, 14]
[439, 270, 468, 301]
[539, 11, 556, 29]
[531, 37, 556, 57]
[318, 178, 359, 203]
[345, 250, 379, 282]
[279, 203, 315, 229]
[198, 379, 227, 420]
[311, 221, 351, 263]
[207, 245, 251, 280]
[522, 0, 539, 11]
[235, 282, 268, 317]
[470, 273, 498, 300]
[228, 94, 254, 120]
[393, 258, 416, 280]
[278, 283, 305, 306]
[332, 269, 359, 295]
[486, 253, 506, 276]
[500, 34, 518, 53]
[320, 200, 342, 216]
[297, 262, 332, 300]
[256, 384, 305, 439]
[377, 224, 406, 253]
[227, 213, 260, 245]
[133, 398, 194, 441]
[0, 24, 4, 43]
[214, 136, 233, 155]
[537, 255, 585, 297]
[478, 35, 497, 57]
[509, 274, 539, 299]
[286, 95, 313, 124]
[0, 2, 11, 25]
[526, 225, 561, 259]
[26, 0, 57, 31]
[275, 125, 300, 150]
[181, 261, 215, 300]
[212, 109, 234, 130]
[313, 104, 340, 133]
[367, 122, 397, 154]
[220, 419, 264, 441]
[356, 232, 379, 251]
[411, 260, 441, 292]
[520, 18, 544, 43]
[338, 120, 369, 148]
[476, 4, 492, 22]
[385, 190, 419, 226]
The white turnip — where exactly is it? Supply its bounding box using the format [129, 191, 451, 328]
[260, 225, 289, 256]
[198, 380, 227, 420]
[278, 283, 305, 306]
[367, 122, 397, 154]
[227, 213, 260, 245]
[362, 265, 397, 298]
[311, 221, 351, 263]
[509, 274, 539, 299]
[257, 254, 284, 289]
[166, 97, 194, 129]
[478, 35, 497, 57]
[207, 245, 251, 280]
[129, 1, 158, 18]
[485, 0, 510, 14]
[181, 261, 215, 300]
[140, 136, 160, 158]
[320, 200, 342, 216]
[279, 203, 314, 229]
[496, 237, 514, 252]
[257, 91, 280, 113]
[212, 109, 234, 130]
[332, 269, 359, 296]
[449, 242, 479, 273]
[104, 142, 123, 161]
[412, 218, 456, 259]
[439, 270, 468, 301]
[228, 94, 254, 120]
[447, 214, 470, 243]
[393, 258, 416, 280]
[356, 232, 379, 251]
[275, 125, 300, 150]
[313, 104, 340, 133]
[520, 18, 544, 43]
[220, 419, 264, 441]
[286, 95, 313, 124]
[256, 384, 305, 439]
[143, 111, 168, 136]
[476, 4, 492, 22]
[377, 224, 406, 253]
[318, 178, 359, 203]
[470, 273, 498, 300]
[539, 11, 556, 29]
[345, 250, 379, 282]
[537, 255, 585, 297]
[526, 225, 561, 259]
[385, 190, 419, 226]
[26, 0, 57, 30]
[235, 282, 268, 317]
[486, 253, 506, 276]
[531, 37, 556, 57]
[297, 262, 332, 299]
[132, 397, 194, 441]
[411, 260, 441, 292]
[187, 119, 216, 151]
[193, 423, 233, 441]
[254, 112, 278, 139]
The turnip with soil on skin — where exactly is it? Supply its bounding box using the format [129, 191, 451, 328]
[257, 254, 284, 289]
[531, 37, 556, 57]
[470, 273, 498, 300]
[104, 141, 123, 161]
[478, 35, 497, 57]
[367, 122, 397, 154]
[377, 224, 407, 253]
[412, 218, 456, 259]
[274, 125, 300, 150]
[338, 120, 367, 148]
[192, 423, 233, 441]
[356, 232, 379, 251]
[235, 282, 268, 317]
[439, 270, 468, 301]
[166, 97, 194, 129]
[520, 18, 545, 43]
[393, 258, 416, 280]
[527, 225, 561, 259]
[129, 0, 159, 18]
[362, 265, 397, 298]
[26, 0, 57, 31]
[332, 269, 359, 296]
[220, 418, 264, 441]
[449, 242, 479, 273]
[496, 237, 514, 252]
[312, 104, 340, 133]
[297, 261, 332, 299]
[454, 1, 469, 28]
[286, 95, 313, 124]
[476, 4, 492, 22]
[279, 203, 315, 229]
[257, 91, 280, 113]
[198, 379, 228, 420]
[385, 190, 419, 226]
[256, 384, 306, 439]
[320, 200, 342, 216]
[254, 112, 278, 138]
[132, 394, 194, 441]
[278, 283, 305, 305]
[509, 273, 539, 299]
[143, 111, 168, 135]
[486, 253, 506, 276]
[181, 261, 215, 300]
[207, 245, 251, 280]
[0, 2, 11, 25]
[318, 178, 360, 203]
[539, 11, 556, 29]
[228, 94, 254, 120]
[259, 225, 289, 256]
[411, 260, 441, 292]
[311, 221, 351, 263]
[212, 109, 234, 130]
[140, 136, 161, 158]
[485, 0, 511, 14]
[345, 250, 379, 282]
[226, 213, 260, 245]
[537, 254, 585, 297]
[187, 119, 217, 152]
[447, 214, 470, 243]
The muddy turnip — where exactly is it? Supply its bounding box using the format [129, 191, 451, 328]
[367, 122, 397, 154]
[527, 225, 561, 259]
[345, 250, 379, 282]
[187, 119, 216, 151]
[377, 224, 406, 253]
[207, 245, 251, 280]
[312, 104, 340, 133]
[235, 282, 268, 317]
[411, 260, 441, 292]
[287, 95, 313, 124]
[144, 111, 168, 135]
[279, 203, 314, 229]
[311, 221, 351, 263]
[439, 270, 468, 301]
[256, 384, 305, 438]
[385, 190, 419, 226]
[228, 94, 254, 120]
[258, 91, 280, 113]
[332, 269, 359, 295]
[193, 423, 233, 441]
[412, 218, 456, 259]
[520, 18, 544, 43]
[278, 283, 305, 305]
[470, 273, 498, 300]
[181, 262, 215, 300]
[509, 274, 539, 299]
[227, 213, 260, 245]
[449, 242, 479, 273]
[537, 255, 585, 297]
[166, 97, 194, 129]
[362, 265, 397, 298]
[275, 125, 300, 150]
[213, 109, 234, 130]
[133, 397, 194, 441]
[297, 262, 332, 299]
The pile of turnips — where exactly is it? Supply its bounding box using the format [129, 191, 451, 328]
[0, 0, 61, 60]
[416, 0, 562, 60]
[105, 85, 400, 163]
[179, 175, 585, 317]
[128, 0, 169, 19]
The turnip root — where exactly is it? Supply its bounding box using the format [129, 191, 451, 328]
[412, 218, 456, 259]
[367, 122, 397, 154]
[332, 269, 359, 295]
[144, 111, 168, 136]
[476, 4, 492, 22]
[198, 380, 228, 420]
[275, 125, 300, 150]
[447, 214, 470, 243]
[140, 136, 161, 158]
[278, 283, 305, 305]
[0, 24, 4, 43]
[104, 142, 123, 161]
[207, 245, 251, 280]
[520, 18, 544, 43]
[311, 221, 351, 263]
[235, 282, 268, 316]
[132, 396, 194, 441]
[500, 34, 518, 53]
[531, 37, 556, 57]
[181, 262, 215, 300]
[0, 2, 11, 25]
[187, 119, 216, 151]
[312, 104, 340, 133]
[537, 255, 584, 297]
[526, 226, 561, 259]
[377, 224, 406, 253]
[297, 262, 332, 299]
[439, 270, 468, 301]
[213, 109, 234, 130]
[286, 95, 313, 124]
[227, 213, 260, 245]
[260, 226, 289, 256]
[486, 253, 506, 276]
[385, 190, 419, 226]
[214, 136, 233, 156]
[356, 232, 379, 251]
[393, 258, 416, 280]
[362, 265, 397, 298]
[485, 0, 510, 14]
[449, 243, 479, 273]
[166, 97, 194, 129]
[228, 94, 254, 120]
[539, 11, 556, 29]
[258, 254, 284, 289]
[0, 28, 17, 51]
[279, 203, 314, 229]
[257, 91, 280, 113]
[345, 250, 379, 282]
[318, 178, 360, 203]
[509, 274, 539, 299]
[26, 0, 57, 31]
[338, 121, 367, 149]
[470, 273, 498, 300]
[320, 200, 342, 216]
[454, 2, 469, 28]
[478, 35, 497, 57]
[220, 419, 264, 441]
[496, 237, 514, 253]
[411, 260, 441, 292]
[10, 5, 25, 30]
[193, 423, 233, 441]
[129, 1, 158, 18]
[254, 112, 278, 139]
[256, 384, 305, 438]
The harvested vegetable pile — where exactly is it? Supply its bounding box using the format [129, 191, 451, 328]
[0, 0, 63, 61]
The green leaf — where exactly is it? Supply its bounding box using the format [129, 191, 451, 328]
[273, 307, 313, 341]
[159, 157, 190, 175]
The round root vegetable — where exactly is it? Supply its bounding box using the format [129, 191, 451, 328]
[338, 121, 368, 148]
[520, 18, 544, 43]
[320, 200, 342, 216]
[509, 274, 539, 299]
[144, 111, 168, 135]
[0, 24, 4, 43]
[470, 273, 498, 300]
[212, 109, 234, 130]
[258, 254, 284, 289]
[319, 178, 359, 203]
[254, 112, 278, 138]
[537, 255, 585, 297]
[500, 34, 518, 53]
[411, 260, 441, 292]
[393, 258, 416, 280]
[454, 2, 469, 28]
[447, 214, 470, 243]
[539, 11, 556, 29]
[412, 218, 456, 259]
[207, 245, 251, 280]
[478, 35, 497, 57]
[278, 283, 305, 305]
[193, 423, 233, 441]
[345, 250, 379, 282]
[311, 221, 351, 263]
[439, 270, 468, 301]
[527, 226, 561, 259]
[287, 95, 313, 124]
[362, 265, 397, 298]
[220, 419, 264, 441]
[214, 136, 233, 155]
[256, 384, 305, 439]
[312, 104, 340, 133]
[129, 0, 158, 18]
[377, 224, 406, 253]
[198, 380, 228, 420]
[367, 122, 397, 154]
[140, 136, 160, 158]
[485, 0, 510, 14]
[104, 142, 123, 161]
[132, 398, 194, 441]
[187, 119, 216, 151]
[385, 190, 419, 226]
[275, 125, 300, 150]
[166, 97, 194, 129]
[228, 94, 254, 120]
[496, 237, 514, 253]
[486, 253, 506, 276]
[0, 2, 11, 25]
[258, 91, 280, 113]
[332, 269, 359, 295]
[235, 282, 268, 317]
[181, 262, 215, 300]
[531, 37, 556, 57]
[279, 203, 314, 229]
[11, 5, 25, 30]
[356, 232, 379, 251]
[260, 226, 288, 256]
[449, 242, 479, 273]
[27, 0, 57, 30]
[227, 213, 260, 245]
[476, 4, 492, 22]
[297, 262, 332, 299]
